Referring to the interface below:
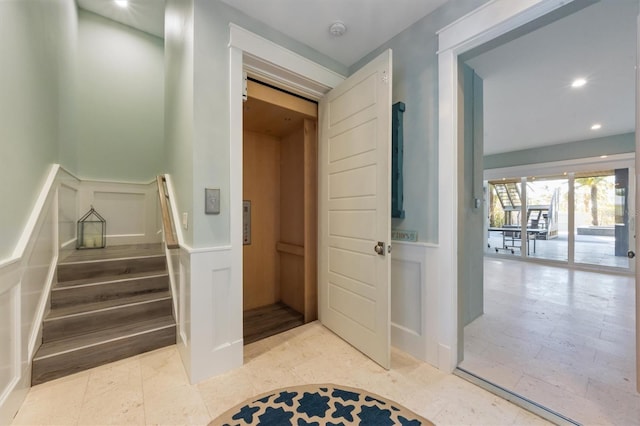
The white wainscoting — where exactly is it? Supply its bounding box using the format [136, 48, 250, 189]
[390, 241, 439, 365]
[0, 165, 59, 425]
[57, 170, 80, 249]
[0, 261, 24, 426]
[174, 246, 191, 378]
[179, 245, 243, 384]
[79, 180, 161, 246]
[0, 167, 165, 424]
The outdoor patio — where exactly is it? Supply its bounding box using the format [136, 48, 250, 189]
[486, 231, 631, 270]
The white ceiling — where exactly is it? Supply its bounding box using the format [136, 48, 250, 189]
[77, 0, 637, 156]
[77, 0, 165, 38]
[77, 0, 449, 68]
[217, 0, 450, 68]
[467, 0, 637, 155]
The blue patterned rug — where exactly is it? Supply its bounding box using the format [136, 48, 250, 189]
[209, 383, 434, 426]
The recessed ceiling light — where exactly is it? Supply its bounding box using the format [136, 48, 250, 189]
[600, 155, 608, 159]
[591, 123, 602, 130]
[571, 78, 587, 88]
[115, 0, 128, 8]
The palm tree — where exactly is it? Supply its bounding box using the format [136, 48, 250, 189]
[576, 176, 606, 226]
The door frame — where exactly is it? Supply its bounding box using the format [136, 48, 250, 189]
[228, 24, 344, 359]
[437, 0, 581, 371]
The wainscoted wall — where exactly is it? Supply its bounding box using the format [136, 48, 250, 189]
[57, 170, 80, 249]
[0, 165, 59, 425]
[163, 174, 243, 384]
[79, 180, 161, 246]
[174, 246, 191, 377]
[0, 166, 163, 424]
[188, 247, 242, 382]
[169, 246, 243, 384]
[390, 241, 439, 365]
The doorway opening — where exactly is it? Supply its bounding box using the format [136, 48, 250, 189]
[457, 0, 638, 423]
[242, 79, 318, 344]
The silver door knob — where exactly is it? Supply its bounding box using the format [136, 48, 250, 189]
[374, 241, 385, 255]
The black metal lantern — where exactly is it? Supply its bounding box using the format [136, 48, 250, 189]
[76, 206, 106, 249]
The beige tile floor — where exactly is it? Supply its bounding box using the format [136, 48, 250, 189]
[12, 322, 550, 425]
[460, 258, 639, 425]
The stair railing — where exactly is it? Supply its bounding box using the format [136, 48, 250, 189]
[157, 176, 179, 249]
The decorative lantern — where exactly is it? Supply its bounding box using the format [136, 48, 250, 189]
[76, 206, 106, 249]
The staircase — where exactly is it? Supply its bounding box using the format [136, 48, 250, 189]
[493, 182, 521, 210]
[493, 182, 522, 225]
[32, 243, 176, 385]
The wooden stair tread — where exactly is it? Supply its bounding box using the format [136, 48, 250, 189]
[58, 253, 165, 267]
[58, 243, 164, 264]
[54, 270, 168, 289]
[33, 243, 175, 385]
[46, 290, 171, 319]
[34, 315, 175, 360]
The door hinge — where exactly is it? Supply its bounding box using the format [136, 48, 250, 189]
[242, 71, 248, 102]
[382, 70, 389, 84]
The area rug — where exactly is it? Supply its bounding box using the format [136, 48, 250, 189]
[209, 383, 434, 425]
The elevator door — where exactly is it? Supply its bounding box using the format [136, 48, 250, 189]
[318, 50, 392, 369]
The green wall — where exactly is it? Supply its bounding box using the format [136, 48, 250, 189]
[484, 133, 635, 170]
[166, 0, 493, 248]
[165, 0, 195, 246]
[459, 65, 484, 333]
[0, 0, 76, 260]
[350, 0, 491, 243]
[167, 0, 347, 249]
[74, 10, 164, 182]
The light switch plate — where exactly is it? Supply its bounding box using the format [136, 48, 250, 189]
[205, 188, 220, 214]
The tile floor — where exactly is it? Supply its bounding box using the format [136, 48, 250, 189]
[12, 322, 550, 425]
[460, 258, 639, 425]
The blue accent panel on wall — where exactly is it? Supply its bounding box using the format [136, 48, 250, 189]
[392, 102, 406, 218]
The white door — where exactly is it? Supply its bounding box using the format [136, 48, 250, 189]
[318, 50, 392, 369]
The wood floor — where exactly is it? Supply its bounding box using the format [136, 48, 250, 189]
[243, 302, 304, 345]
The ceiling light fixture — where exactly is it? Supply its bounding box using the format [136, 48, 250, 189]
[115, 0, 128, 8]
[591, 123, 602, 130]
[571, 78, 587, 88]
[329, 21, 347, 37]
[600, 155, 608, 159]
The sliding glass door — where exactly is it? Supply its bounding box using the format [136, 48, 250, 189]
[526, 176, 568, 262]
[574, 169, 632, 269]
[486, 167, 634, 272]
